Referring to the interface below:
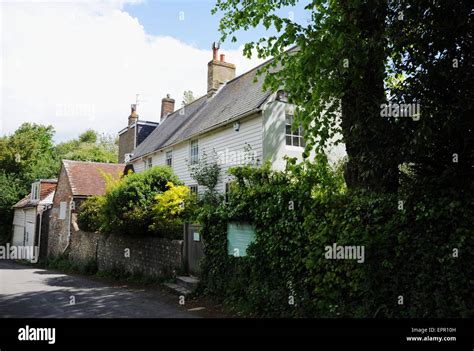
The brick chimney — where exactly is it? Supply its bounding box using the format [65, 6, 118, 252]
[207, 42, 236, 97]
[128, 104, 138, 125]
[161, 94, 175, 121]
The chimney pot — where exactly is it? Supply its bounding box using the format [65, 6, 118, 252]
[161, 95, 175, 121]
[212, 41, 220, 60]
[207, 44, 236, 97]
[128, 104, 138, 126]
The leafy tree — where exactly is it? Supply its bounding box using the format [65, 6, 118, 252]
[0, 172, 24, 243]
[386, 1, 473, 188]
[0, 123, 58, 239]
[0, 123, 58, 180]
[78, 129, 98, 143]
[213, 0, 472, 192]
[56, 130, 118, 163]
[0, 124, 119, 239]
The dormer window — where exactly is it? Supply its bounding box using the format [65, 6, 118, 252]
[31, 182, 40, 201]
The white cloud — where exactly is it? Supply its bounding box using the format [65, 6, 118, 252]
[0, 0, 264, 142]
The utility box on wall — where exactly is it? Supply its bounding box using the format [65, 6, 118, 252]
[227, 222, 256, 257]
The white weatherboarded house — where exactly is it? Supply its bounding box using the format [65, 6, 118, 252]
[127, 46, 323, 193]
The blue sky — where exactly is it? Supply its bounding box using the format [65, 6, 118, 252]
[123, 0, 310, 50]
[1, 0, 312, 141]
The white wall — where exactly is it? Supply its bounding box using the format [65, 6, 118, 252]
[13, 208, 36, 226]
[131, 99, 347, 194]
[11, 208, 36, 247]
[131, 112, 264, 194]
[262, 98, 347, 170]
[12, 208, 25, 227]
[262, 99, 307, 170]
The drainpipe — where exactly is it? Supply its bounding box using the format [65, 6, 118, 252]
[37, 207, 43, 261]
[22, 209, 26, 246]
[62, 199, 74, 254]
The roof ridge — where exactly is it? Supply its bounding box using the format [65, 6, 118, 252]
[62, 159, 124, 166]
[225, 55, 273, 86]
[165, 94, 211, 144]
[165, 94, 208, 119]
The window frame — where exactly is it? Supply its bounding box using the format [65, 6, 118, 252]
[285, 115, 305, 148]
[144, 157, 153, 169]
[31, 182, 40, 201]
[189, 184, 198, 198]
[190, 139, 199, 165]
[166, 150, 173, 167]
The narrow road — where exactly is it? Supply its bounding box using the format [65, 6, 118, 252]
[0, 261, 196, 318]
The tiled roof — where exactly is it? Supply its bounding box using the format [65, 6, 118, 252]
[62, 160, 125, 196]
[40, 181, 57, 200]
[131, 60, 272, 160]
[13, 180, 57, 209]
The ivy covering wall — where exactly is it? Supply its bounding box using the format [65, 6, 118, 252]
[197, 158, 473, 317]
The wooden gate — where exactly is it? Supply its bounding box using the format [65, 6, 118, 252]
[184, 223, 204, 276]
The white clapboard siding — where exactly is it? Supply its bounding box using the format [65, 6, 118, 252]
[12, 225, 24, 246]
[131, 113, 263, 193]
[13, 208, 35, 225]
[133, 159, 146, 173]
[199, 114, 263, 193]
[12, 209, 25, 226]
[25, 208, 36, 223]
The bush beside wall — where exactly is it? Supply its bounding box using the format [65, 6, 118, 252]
[77, 166, 190, 239]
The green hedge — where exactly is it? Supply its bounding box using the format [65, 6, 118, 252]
[198, 160, 473, 317]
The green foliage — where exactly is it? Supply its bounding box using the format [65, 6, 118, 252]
[0, 123, 118, 240]
[78, 129, 98, 143]
[188, 150, 222, 204]
[385, 1, 473, 187]
[77, 168, 191, 239]
[38, 255, 98, 276]
[151, 182, 194, 226]
[0, 172, 24, 244]
[198, 161, 473, 317]
[100, 166, 181, 235]
[77, 196, 105, 232]
[0, 123, 58, 238]
[0, 123, 58, 181]
[56, 130, 118, 163]
[213, 0, 473, 191]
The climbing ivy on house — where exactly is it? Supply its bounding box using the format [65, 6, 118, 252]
[197, 158, 473, 317]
